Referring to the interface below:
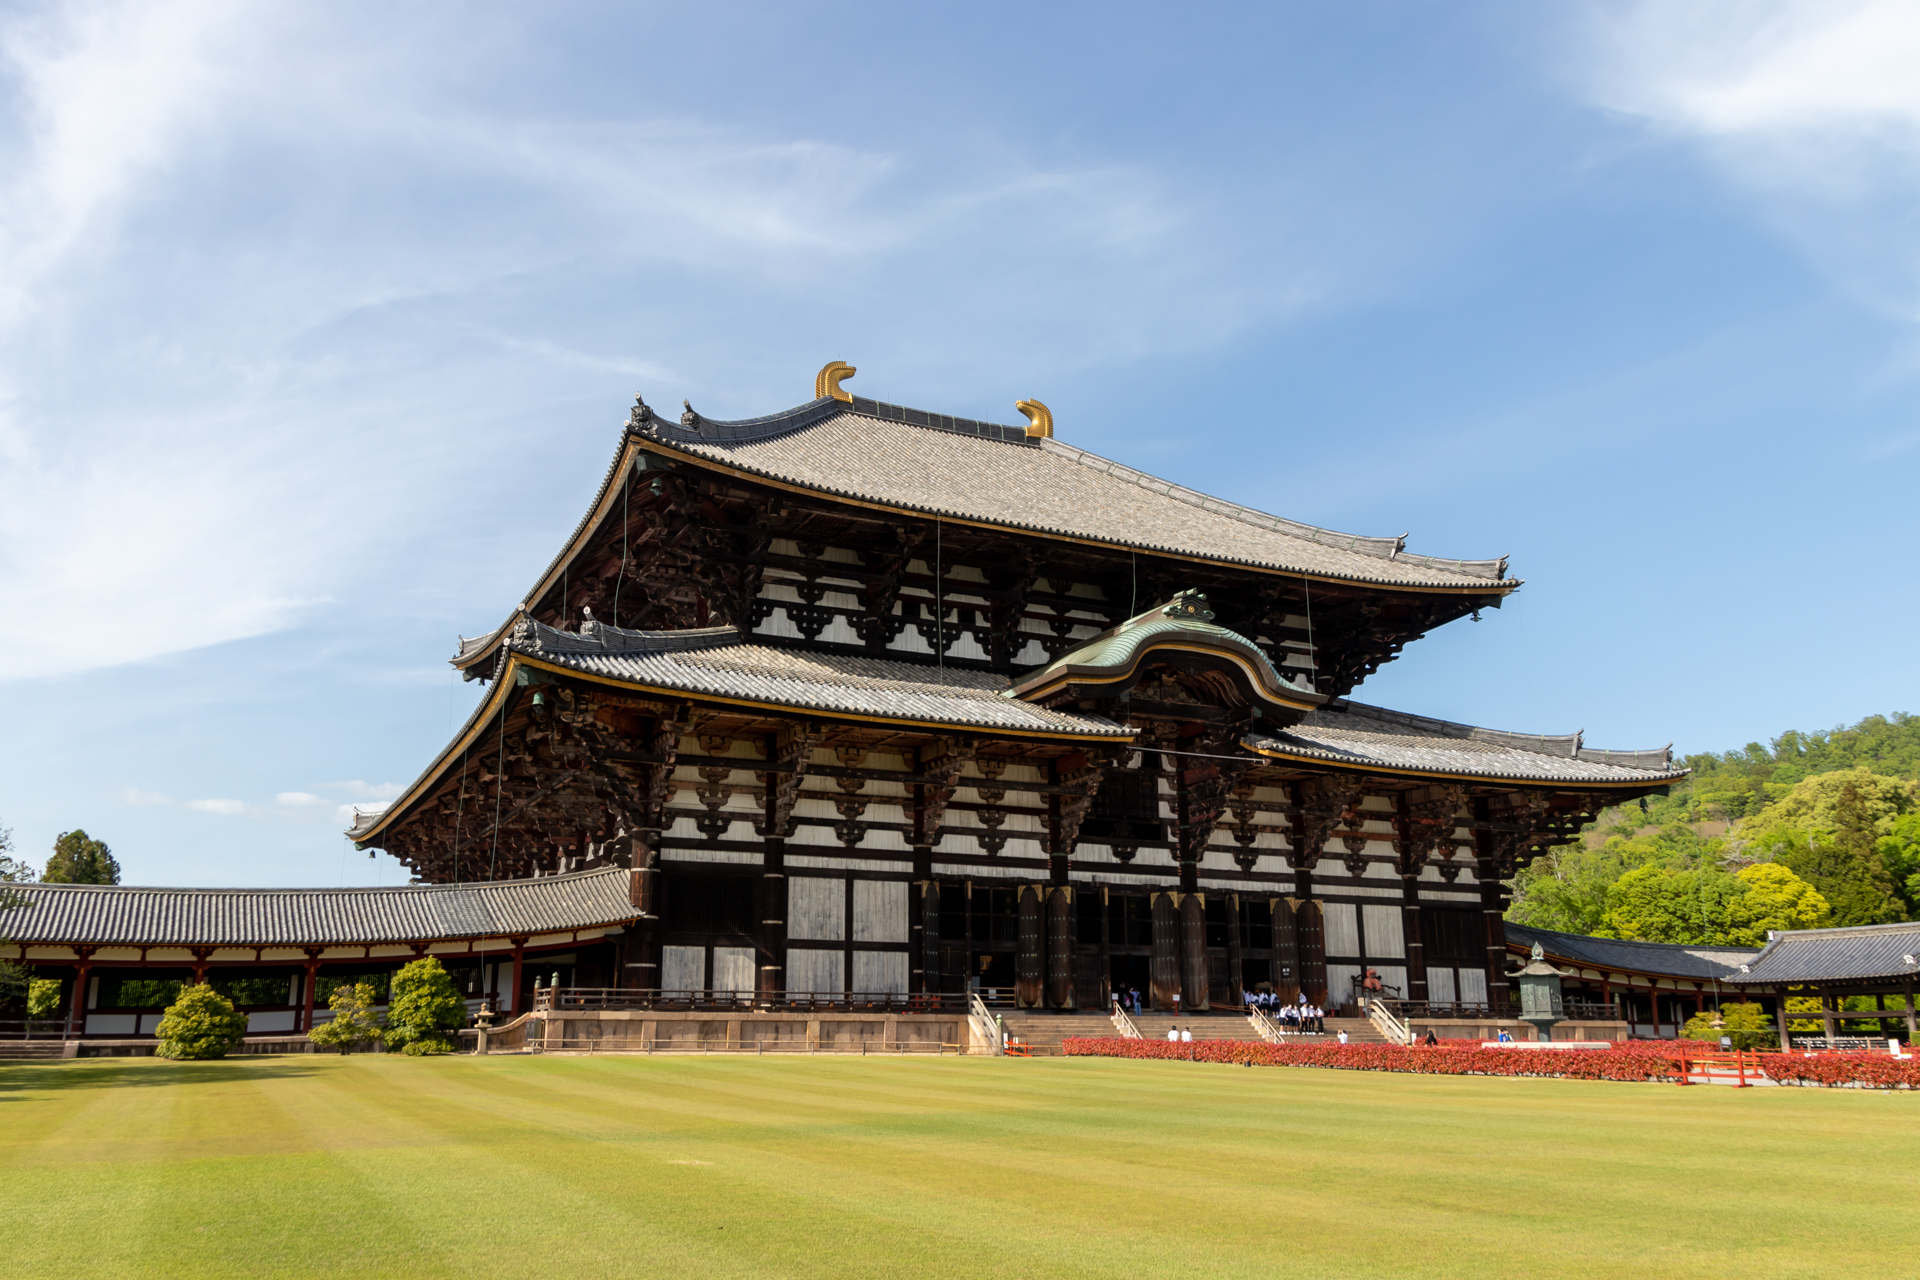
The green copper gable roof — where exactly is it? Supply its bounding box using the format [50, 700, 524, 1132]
[1005, 591, 1322, 714]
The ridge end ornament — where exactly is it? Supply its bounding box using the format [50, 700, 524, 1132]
[1016, 399, 1053, 439]
[815, 361, 856, 402]
[1160, 589, 1214, 622]
[627, 394, 654, 431]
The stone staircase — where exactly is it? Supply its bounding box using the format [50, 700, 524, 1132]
[1323, 1017, 1389, 1045]
[993, 1011, 1391, 1056]
[0, 1041, 70, 1060]
[998, 1013, 1128, 1055]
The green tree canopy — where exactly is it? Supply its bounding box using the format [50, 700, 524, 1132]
[1680, 1001, 1777, 1051]
[43, 830, 119, 885]
[308, 982, 383, 1053]
[385, 957, 464, 1055]
[155, 984, 249, 1060]
[1591, 862, 1827, 947]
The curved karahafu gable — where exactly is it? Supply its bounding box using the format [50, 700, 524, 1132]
[1005, 589, 1325, 721]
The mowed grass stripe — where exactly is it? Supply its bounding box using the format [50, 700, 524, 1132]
[0, 1054, 1913, 1280]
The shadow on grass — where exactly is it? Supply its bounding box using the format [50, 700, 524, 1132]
[0, 1057, 321, 1097]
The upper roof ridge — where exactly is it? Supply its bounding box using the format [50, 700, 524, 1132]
[643, 393, 1511, 580]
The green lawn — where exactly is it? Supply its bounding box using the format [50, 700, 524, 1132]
[0, 1053, 1912, 1279]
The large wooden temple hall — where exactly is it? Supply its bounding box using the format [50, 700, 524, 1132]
[6, 363, 1727, 1045]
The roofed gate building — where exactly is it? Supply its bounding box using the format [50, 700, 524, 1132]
[339, 365, 1687, 1021]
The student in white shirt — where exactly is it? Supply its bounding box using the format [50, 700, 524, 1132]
[1167, 1026, 1179, 1042]
[1180, 1027, 1192, 1043]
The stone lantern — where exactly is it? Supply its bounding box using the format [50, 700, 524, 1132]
[1510, 943, 1574, 1042]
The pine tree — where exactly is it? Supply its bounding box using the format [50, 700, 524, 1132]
[43, 831, 119, 885]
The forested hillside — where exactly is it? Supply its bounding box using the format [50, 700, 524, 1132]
[1509, 712, 1920, 945]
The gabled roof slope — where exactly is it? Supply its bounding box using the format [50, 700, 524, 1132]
[1244, 701, 1687, 786]
[638, 396, 1516, 591]
[507, 619, 1130, 737]
[1728, 921, 1920, 985]
[1505, 923, 1759, 980]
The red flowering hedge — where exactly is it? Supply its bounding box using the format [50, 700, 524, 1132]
[1061, 1036, 1920, 1088]
[1061, 1036, 1684, 1083]
[1758, 1052, 1920, 1089]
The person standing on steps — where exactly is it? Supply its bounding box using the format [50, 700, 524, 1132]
[1167, 1024, 1179, 1043]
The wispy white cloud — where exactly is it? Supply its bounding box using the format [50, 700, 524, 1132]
[1577, 1, 1920, 317]
[122, 787, 172, 806]
[274, 791, 324, 807]
[186, 797, 245, 816]
[333, 780, 404, 802]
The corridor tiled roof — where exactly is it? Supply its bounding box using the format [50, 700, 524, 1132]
[0, 868, 641, 948]
[508, 619, 1130, 738]
[1726, 921, 1920, 984]
[1505, 923, 1759, 980]
[639, 397, 1515, 589]
[1244, 701, 1686, 785]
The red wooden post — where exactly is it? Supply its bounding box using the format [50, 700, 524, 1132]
[300, 951, 321, 1031]
[65, 951, 95, 1039]
[508, 938, 527, 1014]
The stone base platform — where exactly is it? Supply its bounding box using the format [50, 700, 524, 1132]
[503, 1009, 978, 1055]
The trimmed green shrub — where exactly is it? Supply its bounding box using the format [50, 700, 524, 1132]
[1680, 1002, 1778, 1051]
[385, 957, 464, 1055]
[155, 984, 249, 1060]
[308, 982, 383, 1054]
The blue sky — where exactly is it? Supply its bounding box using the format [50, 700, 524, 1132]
[2, 1, 1916, 887]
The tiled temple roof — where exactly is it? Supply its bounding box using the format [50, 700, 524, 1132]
[1505, 923, 1759, 981]
[1726, 921, 1920, 985]
[639, 396, 1515, 589]
[0, 868, 640, 948]
[506, 619, 1130, 738]
[1244, 700, 1686, 786]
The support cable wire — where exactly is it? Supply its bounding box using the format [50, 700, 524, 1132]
[936, 517, 943, 673]
[488, 689, 508, 881]
[612, 463, 631, 626]
[450, 747, 472, 886]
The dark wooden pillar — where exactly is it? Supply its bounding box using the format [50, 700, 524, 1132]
[1179, 893, 1209, 1013]
[1296, 899, 1328, 1006]
[1401, 874, 1428, 1005]
[1271, 897, 1300, 1004]
[1016, 885, 1045, 1008]
[1150, 891, 1181, 1011]
[628, 855, 660, 990]
[1097, 886, 1112, 1003]
[759, 837, 787, 999]
[917, 876, 940, 995]
[1472, 805, 1511, 1012]
[1226, 892, 1243, 1002]
[1046, 887, 1074, 1009]
[509, 938, 527, 1014]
